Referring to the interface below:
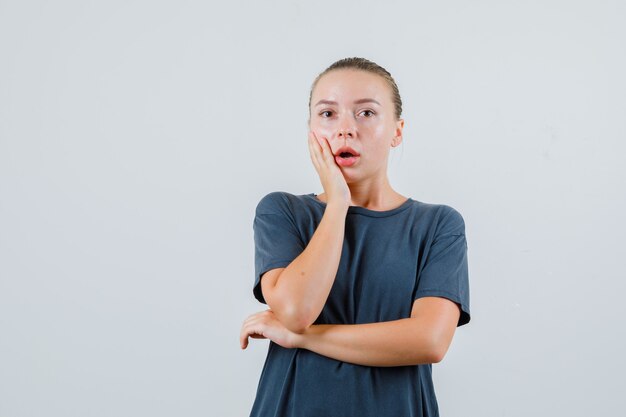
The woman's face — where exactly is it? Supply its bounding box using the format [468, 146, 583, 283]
[308, 69, 404, 183]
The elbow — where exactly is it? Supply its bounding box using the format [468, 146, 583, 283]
[281, 304, 315, 334]
[415, 333, 446, 364]
[264, 284, 316, 334]
[285, 321, 310, 335]
[430, 348, 445, 364]
[429, 339, 451, 364]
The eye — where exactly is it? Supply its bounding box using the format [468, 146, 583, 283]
[319, 110, 333, 118]
[360, 109, 375, 117]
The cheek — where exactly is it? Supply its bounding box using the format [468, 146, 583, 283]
[371, 121, 390, 136]
[370, 121, 398, 147]
[310, 122, 333, 137]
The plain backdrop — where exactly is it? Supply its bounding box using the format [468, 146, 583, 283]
[1, 1, 625, 416]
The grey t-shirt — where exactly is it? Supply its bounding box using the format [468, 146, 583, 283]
[250, 191, 471, 417]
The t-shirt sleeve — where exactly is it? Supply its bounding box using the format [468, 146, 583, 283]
[414, 206, 471, 327]
[252, 192, 306, 304]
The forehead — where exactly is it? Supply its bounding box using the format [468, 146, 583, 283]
[312, 69, 391, 105]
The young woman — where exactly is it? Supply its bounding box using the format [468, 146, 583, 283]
[240, 57, 471, 416]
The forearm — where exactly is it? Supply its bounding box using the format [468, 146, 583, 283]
[271, 203, 347, 332]
[293, 317, 441, 367]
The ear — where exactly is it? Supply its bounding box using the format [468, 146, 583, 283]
[391, 118, 404, 147]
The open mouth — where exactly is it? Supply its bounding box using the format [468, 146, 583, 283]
[335, 152, 359, 167]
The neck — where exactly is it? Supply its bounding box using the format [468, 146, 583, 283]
[317, 177, 407, 211]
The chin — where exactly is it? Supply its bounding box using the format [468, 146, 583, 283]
[342, 173, 362, 184]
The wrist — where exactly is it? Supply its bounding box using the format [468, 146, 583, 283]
[325, 202, 349, 215]
[291, 325, 315, 349]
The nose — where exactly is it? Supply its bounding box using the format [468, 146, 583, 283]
[335, 116, 355, 140]
[337, 128, 354, 139]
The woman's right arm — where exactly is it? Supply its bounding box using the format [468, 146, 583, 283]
[261, 201, 347, 334]
[261, 131, 351, 334]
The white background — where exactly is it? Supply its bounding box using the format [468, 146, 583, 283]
[1, 1, 625, 416]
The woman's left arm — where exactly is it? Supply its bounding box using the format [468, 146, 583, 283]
[240, 296, 461, 367]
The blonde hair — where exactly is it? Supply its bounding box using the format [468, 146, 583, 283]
[308, 57, 403, 120]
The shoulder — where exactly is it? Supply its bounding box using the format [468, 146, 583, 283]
[412, 200, 466, 236]
[255, 191, 309, 216]
[432, 204, 466, 236]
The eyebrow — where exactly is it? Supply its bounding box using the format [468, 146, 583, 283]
[314, 98, 381, 107]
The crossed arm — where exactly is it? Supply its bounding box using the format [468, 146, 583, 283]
[243, 201, 461, 366]
[240, 293, 461, 367]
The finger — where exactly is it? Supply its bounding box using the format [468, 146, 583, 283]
[311, 130, 322, 149]
[240, 320, 258, 348]
[308, 132, 323, 169]
[318, 135, 329, 153]
[318, 136, 335, 163]
[240, 324, 258, 349]
[240, 328, 248, 349]
[308, 134, 319, 163]
[240, 321, 250, 348]
[309, 131, 321, 153]
[310, 130, 325, 152]
[245, 309, 268, 321]
[241, 323, 267, 349]
[241, 317, 266, 337]
[311, 131, 332, 165]
[242, 314, 263, 329]
[242, 312, 261, 326]
[313, 132, 328, 156]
